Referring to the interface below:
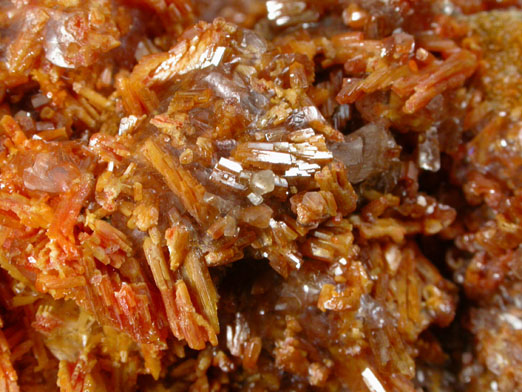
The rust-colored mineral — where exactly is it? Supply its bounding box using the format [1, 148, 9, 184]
[0, 1, 521, 391]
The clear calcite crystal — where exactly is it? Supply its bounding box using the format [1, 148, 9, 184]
[329, 123, 400, 183]
[250, 169, 276, 194]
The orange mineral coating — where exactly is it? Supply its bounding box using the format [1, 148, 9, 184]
[0, 1, 521, 392]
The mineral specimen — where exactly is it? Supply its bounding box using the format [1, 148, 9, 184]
[0, 1, 520, 392]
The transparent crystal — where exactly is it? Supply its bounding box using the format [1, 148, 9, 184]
[247, 192, 264, 206]
[330, 123, 399, 183]
[418, 126, 441, 172]
[250, 170, 275, 195]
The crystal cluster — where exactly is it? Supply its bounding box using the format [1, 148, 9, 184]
[0, 1, 519, 392]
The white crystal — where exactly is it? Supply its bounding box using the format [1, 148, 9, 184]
[274, 175, 288, 188]
[118, 115, 140, 136]
[250, 170, 275, 195]
[253, 150, 294, 165]
[362, 368, 386, 392]
[218, 158, 243, 173]
[284, 161, 321, 177]
[247, 192, 264, 206]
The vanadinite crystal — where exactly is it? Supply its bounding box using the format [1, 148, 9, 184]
[0, 1, 521, 392]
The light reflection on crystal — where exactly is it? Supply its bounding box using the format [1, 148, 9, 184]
[284, 162, 321, 177]
[274, 175, 288, 188]
[288, 252, 302, 269]
[204, 71, 243, 102]
[210, 159, 248, 192]
[500, 312, 522, 330]
[418, 126, 441, 172]
[118, 115, 141, 136]
[219, 158, 243, 173]
[250, 149, 294, 165]
[247, 192, 263, 206]
[362, 367, 386, 392]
